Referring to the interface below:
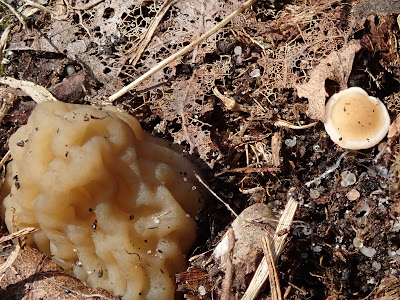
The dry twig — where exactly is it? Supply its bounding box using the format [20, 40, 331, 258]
[221, 228, 235, 300]
[274, 120, 318, 130]
[108, 0, 259, 102]
[262, 236, 282, 300]
[0, 227, 38, 244]
[242, 193, 298, 300]
[216, 166, 279, 176]
[128, 0, 173, 66]
[195, 173, 238, 217]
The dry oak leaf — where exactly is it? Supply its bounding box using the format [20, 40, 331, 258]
[295, 40, 361, 121]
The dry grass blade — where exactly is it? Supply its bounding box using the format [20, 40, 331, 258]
[0, 77, 58, 103]
[0, 24, 13, 64]
[0, 227, 38, 244]
[108, 0, 259, 102]
[262, 236, 282, 300]
[0, 243, 20, 276]
[0, 0, 27, 28]
[221, 228, 235, 300]
[216, 166, 279, 175]
[274, 120, 318, 129]
[242, 194, 298, 300]
[128, 0, 173, 66]
[0, 150, 10, 169]
[0, 92, 16, 124]
[195, 173, 238, 217]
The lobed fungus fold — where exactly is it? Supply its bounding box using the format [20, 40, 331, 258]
[0, 101, 204, 300]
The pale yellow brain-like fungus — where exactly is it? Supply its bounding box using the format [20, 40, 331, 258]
[324, 87, 390, 150]
[0, 101, 204, 300]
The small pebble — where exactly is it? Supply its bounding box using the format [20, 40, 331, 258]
[360, 246, 376, 258]
[198, 286, 206, 296]
[309, 188, 320, 199]
[353, 237, 363, 248]
[250, 69, 261, 78]
[356, 200, 370, 216]
[346, 189, 360, 201]
[372, 261, 382, 270]
[234, 46, 242, 56]
[341, 171, 357, 187]
[285, 137, 297, 147]
[65, 64, 76, 76]
[313, 245, 322, 252]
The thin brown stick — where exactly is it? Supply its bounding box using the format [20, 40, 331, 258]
[108, 0, 259, 102]
[128, 0, 173, 66]
[0, 227, 38, 244]
[216, 166, 279, 176]
[221, 228, 235, 300]
[274, 120, 318, 129]
[195, 173, 238, 217]
[242, 194, 298, 300]
[262, 236, 283, 300]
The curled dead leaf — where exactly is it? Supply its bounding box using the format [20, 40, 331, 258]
[295, 40, 361, 121]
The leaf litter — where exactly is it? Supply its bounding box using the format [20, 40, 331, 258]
[1, 0, 400, 299]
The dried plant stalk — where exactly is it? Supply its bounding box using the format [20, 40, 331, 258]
[128, 0, 173, 66]
[0, 77, 58, 103]
[242, 194, 298, 300]
[0, 227, 38, 244]
[262, 236, 282, 300]
[0, 244, 20, 275]
[108, 0, 259, 102]
[274, 120, 318, 129]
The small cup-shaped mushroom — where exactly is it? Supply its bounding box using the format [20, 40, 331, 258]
[324, 87, 390, 150]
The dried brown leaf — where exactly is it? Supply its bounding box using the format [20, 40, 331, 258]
[0, 77, 58, 103]
[295, 40, 361, 121]
[388, 113, 400, 139]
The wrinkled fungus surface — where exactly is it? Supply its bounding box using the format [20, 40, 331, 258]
[1, 102, 204, 300]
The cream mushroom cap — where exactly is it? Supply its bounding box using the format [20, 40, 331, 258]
[324, 87, 390, 150]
